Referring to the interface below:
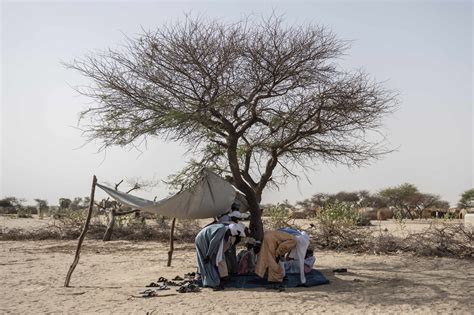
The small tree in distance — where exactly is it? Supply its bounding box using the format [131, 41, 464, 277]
[458, 189, 474, 209]
[59, 198, 72, 210]
[68, 15, 397, 239]
[34, 199, 49, 219]
[379, 183, 449, 220]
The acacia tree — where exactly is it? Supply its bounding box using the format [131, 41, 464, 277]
[379, 183, 449, 219]
[59, 198, 72, 209]
[458, 189, 474, 208]
[295, 190, 387, 212]
[69, 16, 396, 239]
[34, 198, 49, 218]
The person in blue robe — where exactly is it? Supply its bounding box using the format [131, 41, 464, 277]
[195, 223, 228, 288]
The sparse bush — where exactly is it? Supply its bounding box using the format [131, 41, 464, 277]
[111, 224, 169, 241]
[404, 223, 473, 258]
[17, 207, 33, 218]
[317, 201, 368, 226]
[312, 202, 370, 250]
[356, 213, 372, 226]
[309, 218, 473, 259]
[51, 208, 88, 230]
[264, 203, 298, 230]
[0, 206, 17, 215]
[290, 207, 316, 219]
[175, 219, 201, 242]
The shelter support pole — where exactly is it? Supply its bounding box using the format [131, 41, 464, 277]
[103, 209, 116, 241]
[167, 218, 176, 267]
[64, 175, 97, 287]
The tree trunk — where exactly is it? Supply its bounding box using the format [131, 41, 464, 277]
[246, 194, 264, 241]
[249, 208, 264, 241]
[225, 136, 265, 241]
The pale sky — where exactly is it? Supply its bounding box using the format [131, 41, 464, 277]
[1, 0, 472, 207]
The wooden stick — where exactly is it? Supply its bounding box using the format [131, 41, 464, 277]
[167, 218, 176, 267]
[102, 209, 116, 242]
[64, 175, 97, 287]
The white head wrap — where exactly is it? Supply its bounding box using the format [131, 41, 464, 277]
[228, 211, 250, 219]
[228, 223, 246, 237]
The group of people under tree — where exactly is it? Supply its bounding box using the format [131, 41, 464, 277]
[195, 202, 315, 290]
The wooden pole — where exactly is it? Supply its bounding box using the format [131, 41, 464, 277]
[102, 209, 116, 242]
[64, 175, 97, 287]
[167, 218, 176, 267]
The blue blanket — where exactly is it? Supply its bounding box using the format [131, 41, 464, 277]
[210, 269, 329, 289]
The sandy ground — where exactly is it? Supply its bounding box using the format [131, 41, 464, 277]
[0, 215, 52, 230]
[0, 239, 472, 314]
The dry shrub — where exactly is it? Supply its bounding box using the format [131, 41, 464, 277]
[311, 223, 370, 251]
[363, 230, 403, 254]
[263, 204, 300, 230]
[175, 219, 202, 243]
[0, 227, 61, 240]
[310, 219, 473, 259]
[377, 208, 394, 220]
[358, 208, 378, 220]
[0, 206, 17, 215]
[290, 208, 316, 219]
[0, 209, 174, 242]
[111, 224, 170, 241]
[404, 223, 473, 258]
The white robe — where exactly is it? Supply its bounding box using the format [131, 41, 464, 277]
[287, 231, 310, 283]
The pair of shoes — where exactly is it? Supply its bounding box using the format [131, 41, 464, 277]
[166, 280, 180, 286]
[144, 283, 170, 290]
[177, 283, 201, 293]
[173, 275, 184, 281]
[146, 282, 160, 287]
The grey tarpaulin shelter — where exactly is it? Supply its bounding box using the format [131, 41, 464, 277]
[64, 169, 248, 287]
[96, 168, 238, 219]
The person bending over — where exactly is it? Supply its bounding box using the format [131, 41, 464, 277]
[255, 230, 297, 283]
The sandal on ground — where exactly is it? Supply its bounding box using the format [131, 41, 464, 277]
[146, 282, 160, 287]
[158, 277, 168, 282]
[142, 291, 157, 297]
[139, 289, 158, 297]
[177, 283, 201, 293]
[166, 280, 180, 286]
[172, 276, 184, 281]
[156, 284, 170, 291]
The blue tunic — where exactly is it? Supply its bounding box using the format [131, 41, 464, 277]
[195, 224, 227, 288]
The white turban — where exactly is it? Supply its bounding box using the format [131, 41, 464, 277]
[228, 223, 246, 237]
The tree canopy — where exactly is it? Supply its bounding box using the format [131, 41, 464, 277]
[379, 183, 449, 219]
[69, 15, 397, 239]
[458, 188, 474, 209]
